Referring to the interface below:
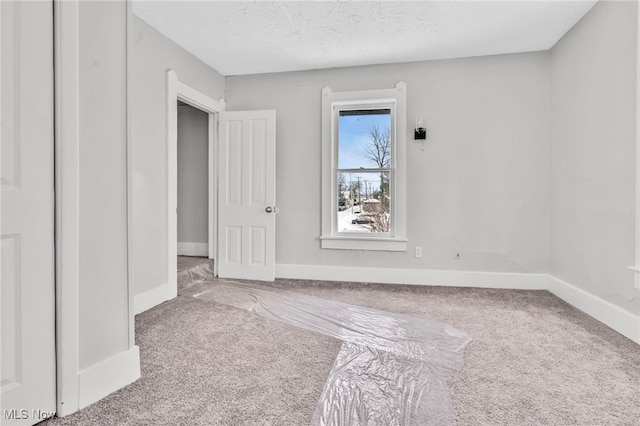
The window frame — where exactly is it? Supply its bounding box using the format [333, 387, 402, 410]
[335, 105, 394, 237]
[321, 83, 407, 251]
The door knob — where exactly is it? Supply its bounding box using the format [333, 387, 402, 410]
[265, 206, 273, 213]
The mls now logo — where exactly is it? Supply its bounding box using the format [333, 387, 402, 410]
[4, 409, 55, 420]
[3, 409, 29, 420]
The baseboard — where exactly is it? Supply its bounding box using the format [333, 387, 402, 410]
[547, 275, 640, 344]
[134, 283, 177, 315]
[78, 346, 140, 409]
[275, 264, 549, 289]
[177, 242, 208, 257]
[275, 264, 639, 344]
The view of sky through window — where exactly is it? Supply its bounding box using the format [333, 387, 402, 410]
[338, 110, 391, 169]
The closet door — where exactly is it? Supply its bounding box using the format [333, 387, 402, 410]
[1, 1, 56, 424]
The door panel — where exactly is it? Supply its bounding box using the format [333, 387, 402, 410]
[250, 226, 266, 266]
[226, 226, 242, 265]
[218, 111, 276, 281]
[1, 2, 56, 424]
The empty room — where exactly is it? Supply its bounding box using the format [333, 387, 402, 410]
[2, 0, 639, 425]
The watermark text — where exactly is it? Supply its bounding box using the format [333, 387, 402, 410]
[3, 408, 55, 421]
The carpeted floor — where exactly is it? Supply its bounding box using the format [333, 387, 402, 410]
[43, 273, 640, 425]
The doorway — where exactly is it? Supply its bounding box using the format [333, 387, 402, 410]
[166, 70, 224, 294]
[177, 102, 209, 258]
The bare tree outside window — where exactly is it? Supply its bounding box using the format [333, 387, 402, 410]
[364, 123, 391, 168]
[337, 173, 347, 210]
[364, 123, 391, 232]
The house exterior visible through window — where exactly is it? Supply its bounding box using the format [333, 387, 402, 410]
[337, 108, 392, 233]
[321, 83, 407, 251]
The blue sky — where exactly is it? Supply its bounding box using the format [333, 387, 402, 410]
[338, 112, 390, 169]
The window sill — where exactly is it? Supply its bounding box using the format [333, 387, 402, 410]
[321, 235, 407, 252]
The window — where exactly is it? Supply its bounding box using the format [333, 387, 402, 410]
[337, 109, 392, 233]
[321, 83, 407, 251]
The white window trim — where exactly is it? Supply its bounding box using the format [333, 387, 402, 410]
[321, 82, 407, 251]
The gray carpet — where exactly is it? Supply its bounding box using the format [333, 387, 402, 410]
[43, 275, 640, 425]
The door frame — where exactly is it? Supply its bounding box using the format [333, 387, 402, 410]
[166, 70, 225, 287]
[55, 0, 81, 415]
[55, 0, 141, 415]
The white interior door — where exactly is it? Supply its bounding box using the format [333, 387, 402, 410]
[218, 110, 276, 281]
[1, 2, 56, 425]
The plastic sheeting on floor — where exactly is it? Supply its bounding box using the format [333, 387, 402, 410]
[177, 260, 214, 291]
[195, 280, 471, 425]
[312, 342, 454, 426]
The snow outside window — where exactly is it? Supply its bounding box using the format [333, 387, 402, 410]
[321, 83, 407, 251]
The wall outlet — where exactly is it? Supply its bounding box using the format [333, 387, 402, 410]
[453, 249, 462, 261]
[414, 247, 422, 258]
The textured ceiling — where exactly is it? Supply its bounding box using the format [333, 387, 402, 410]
[133, 0, 598, 76]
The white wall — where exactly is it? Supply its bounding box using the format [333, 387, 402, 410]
[549, 0, 638, 315]
[131, 16, 224, 297]
[177, 104, 208, 247]
[225, 52, 550, 274]
[77, 0, 130, 371]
